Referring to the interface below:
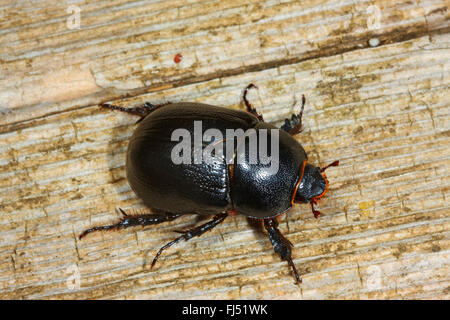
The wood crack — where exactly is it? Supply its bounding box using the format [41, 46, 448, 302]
[1, 25, 448, 129]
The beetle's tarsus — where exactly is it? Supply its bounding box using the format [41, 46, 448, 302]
[281, 94, 306, 136]
[79, 224, 119, 240]
[243, 83, 264, 122]
[264, 218, 302, 284]
[79, 211, 184, 239]
[151, 212, 228, 268]
[101, 102, 154, 116]
[150, 237, 184, 269]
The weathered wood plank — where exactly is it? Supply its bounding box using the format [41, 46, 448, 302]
[0, 33, 448, 299]
[0, 0, 448, 126]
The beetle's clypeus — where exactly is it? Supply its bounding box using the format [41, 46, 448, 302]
[79, 84, 339, 284]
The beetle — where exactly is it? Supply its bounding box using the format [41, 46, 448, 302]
[79, 84, 339, 284]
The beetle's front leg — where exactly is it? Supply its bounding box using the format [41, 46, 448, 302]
[264, 218, 302, 284]
[79, 209, 184, 239]
[280, 94, 305, 136]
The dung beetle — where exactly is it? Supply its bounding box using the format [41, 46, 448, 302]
[79, 84, 339, 284]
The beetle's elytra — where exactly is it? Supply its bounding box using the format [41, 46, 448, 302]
[79, 84, 339, 284]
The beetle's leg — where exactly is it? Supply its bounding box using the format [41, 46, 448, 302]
[79, 209, 183, 239]
[101, 102, 157, 116]
[151, 212, 228, 268]
[243, 84, 264, 121]
[101, 102, 171, 123]
[280, 94, 306, 136]
[264, 218, 302, 284]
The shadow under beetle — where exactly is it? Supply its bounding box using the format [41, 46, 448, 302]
[79, 84, 339, 284]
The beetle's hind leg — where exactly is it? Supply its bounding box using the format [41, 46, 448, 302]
[101, 101, 170, 123]
[101, 102, 158, 116]
[280, 94, 306, 136]
[243, 84, 264, 121]
[264, 218, 302, 284]
[151, 212, 228, 268]
[79, 209, 183, 239]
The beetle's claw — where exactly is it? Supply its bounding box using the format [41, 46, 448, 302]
[118, 207, 128, 217]
[243, 83, 264, 121]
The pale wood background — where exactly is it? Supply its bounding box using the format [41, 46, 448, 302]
[0, 0, 449, 299]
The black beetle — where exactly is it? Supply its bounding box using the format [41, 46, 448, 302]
[79, 84, 339, 284]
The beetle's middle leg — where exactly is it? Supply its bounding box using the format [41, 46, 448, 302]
[151, 212, 228, 268]
[280, 94, 305, 136]
[79, 209, 184, 239]
[264, 218, 302, 284]
[243, 83, 264, 121]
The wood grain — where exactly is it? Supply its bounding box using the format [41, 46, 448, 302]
[0, 0, 449, 299]
[1, 0, 449, 125]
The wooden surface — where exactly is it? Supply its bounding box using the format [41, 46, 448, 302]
[0, 0, 449, 299]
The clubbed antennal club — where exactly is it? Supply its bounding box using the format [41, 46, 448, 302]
[310, 200, 321, 219]
[320, 160, 339, 173]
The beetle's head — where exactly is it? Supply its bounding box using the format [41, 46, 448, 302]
[295, 160, 339, 218]
[295, 164, 327, 203]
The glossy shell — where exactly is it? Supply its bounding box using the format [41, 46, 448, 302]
[126, 102, 307, 218]
[231, 122, 307, 218]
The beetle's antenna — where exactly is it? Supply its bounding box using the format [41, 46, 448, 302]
[320, 160, 339, 173]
